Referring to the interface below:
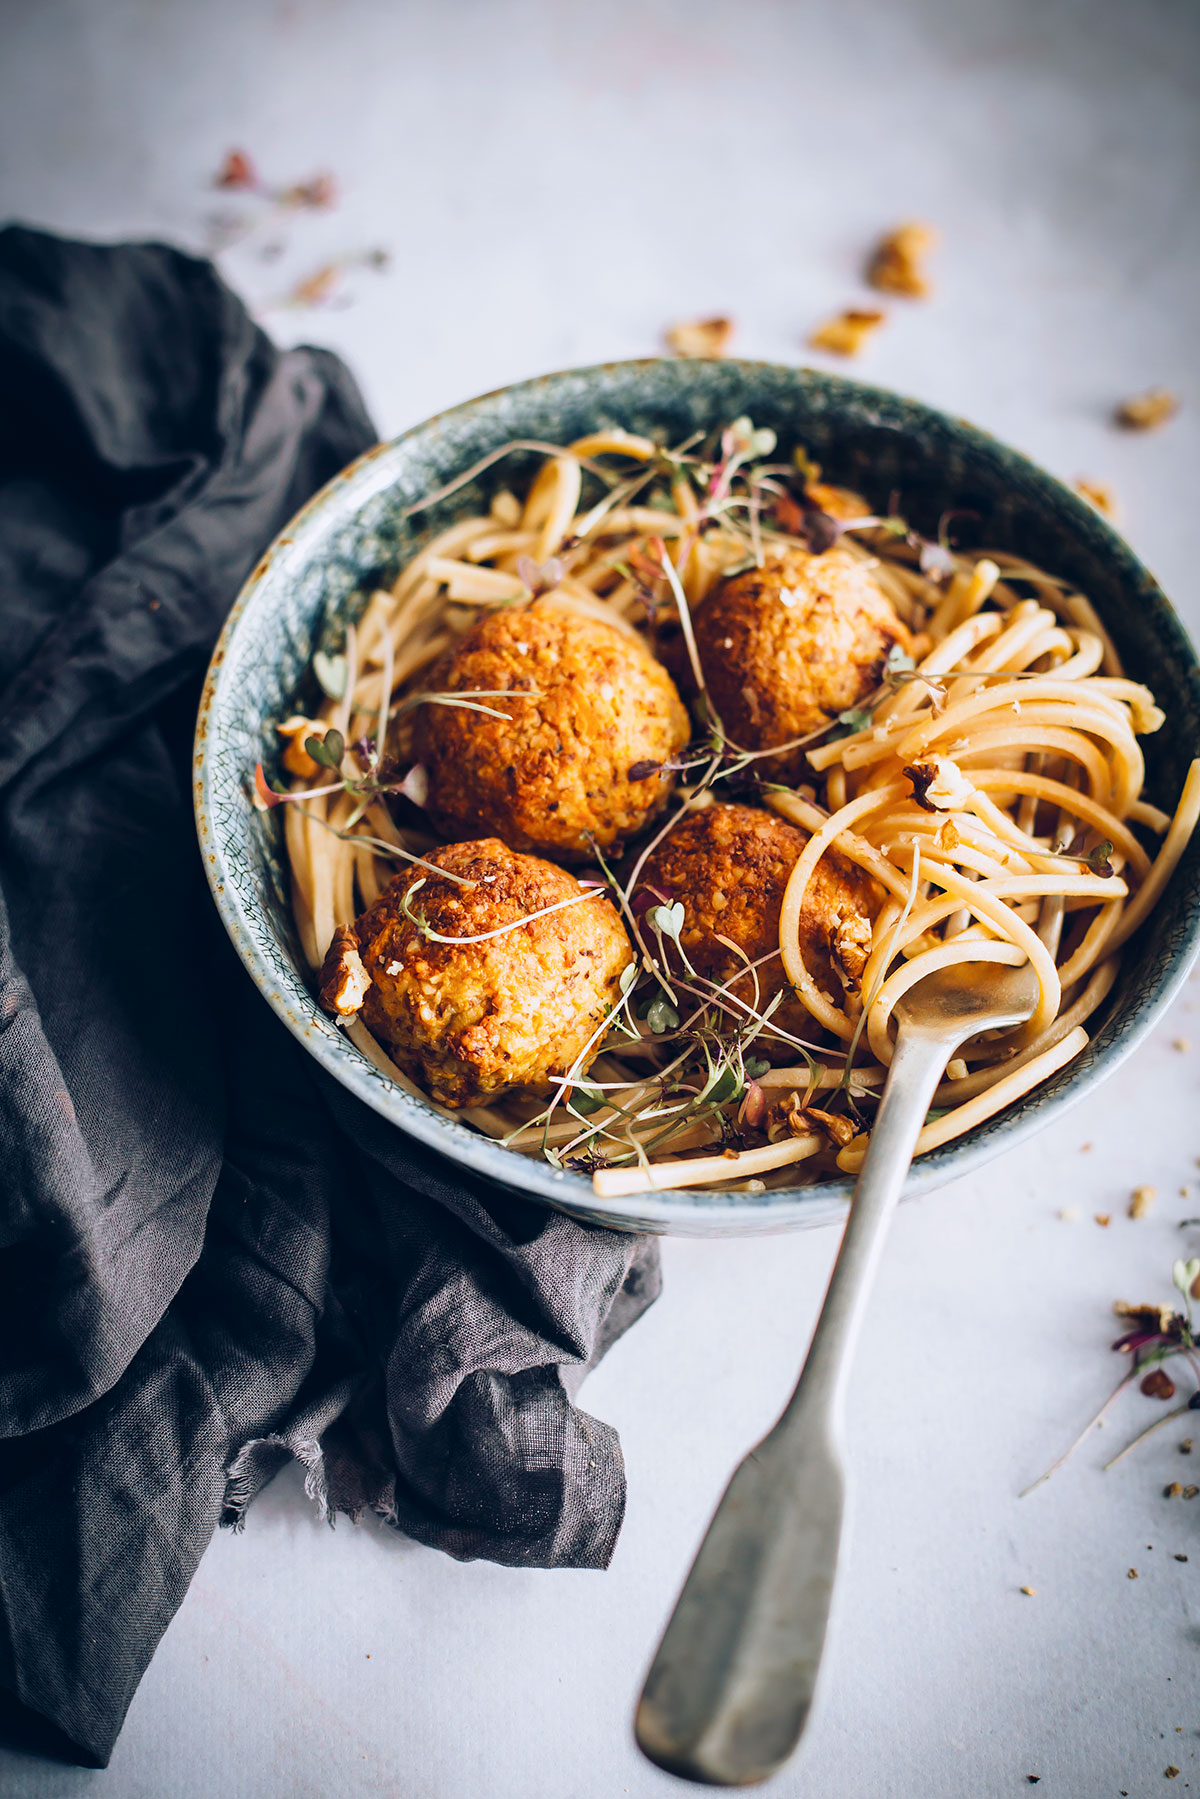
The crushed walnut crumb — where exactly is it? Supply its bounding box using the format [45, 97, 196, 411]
[1019, 1585, 1037, 1596]
[1094, 1212, 1111, 1227]
[1129, 1185, 1157, 1219]
[665, 316, 735, 359]
[1165, 1482, 1185, 1499]
[866, 221, 939, 298]
[318, 924, 372, 1019]
[1074, 478, 1119, 520]
[1114, 387, 1180, 431]
[808, 307, 886, 357]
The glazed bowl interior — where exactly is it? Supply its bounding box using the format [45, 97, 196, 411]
[194, 360, 1200, 1235]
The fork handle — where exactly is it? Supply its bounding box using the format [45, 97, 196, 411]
[635, 1024, 953, 1788]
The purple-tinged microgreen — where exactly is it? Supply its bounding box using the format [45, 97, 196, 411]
[1051, 839, 1116, 879]
[396, 763, 428, 808]
[515, 555, 564, 597]
[919, 539, 958, 580]
[1021, 1267, 1199, 1496]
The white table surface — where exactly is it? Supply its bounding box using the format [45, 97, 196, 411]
[2, 1, 1199, 1794]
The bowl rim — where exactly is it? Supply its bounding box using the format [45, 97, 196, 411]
[194, 356, 1200, 1234]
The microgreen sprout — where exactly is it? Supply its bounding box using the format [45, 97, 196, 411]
[312, 650, 348, 700]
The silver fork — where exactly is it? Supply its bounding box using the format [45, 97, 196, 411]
[636, 895, 1064, 1787]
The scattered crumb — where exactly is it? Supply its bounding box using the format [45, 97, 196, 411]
[865, 221, 939, 298]
[946, 1057, 968, 1081]
[1020, 1585, 1037, 1597]
[665, 316, 735, 359]
[1075, 478, 1119, 520]
[808, 307, 886, 357]
[1094, 1212, 1111, 1227]
[1165, 1482, 1184, 1498]
[1181, 1187, 1190, 1198]
[1175, 1554, 1189, 1562]
[1080, 1141, 1092, 1151]
[1173, 1037, 1191, 1052]
[1181, 1440, 1193, 1455]
[1184, 1486, 1199, 1500]
[1130, 1184, 1157, 1219]
[1165, 1769, 1179, 1780]
[1128, 1568, 1139, 1579]
[1058, 1205, 1081, 1222]
[1114, 387, 1180, 431]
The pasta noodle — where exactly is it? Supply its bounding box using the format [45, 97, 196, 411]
[262, 425, 1198, 1199]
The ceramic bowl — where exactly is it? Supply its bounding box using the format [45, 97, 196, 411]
[194, 359, 1200, 1235]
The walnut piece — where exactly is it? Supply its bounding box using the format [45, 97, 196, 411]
[318, 925, 372, 1019]
[1074, 478, 1119, 519]
[866, 222, 939, 298]
[276, 715, 326, 778]
[808, 308, 886, 357]
[665, 316, 735, 359]
[1114, 387, 1179, 431]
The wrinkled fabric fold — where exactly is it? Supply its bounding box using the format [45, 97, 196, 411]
[0, 227, 659, 1768]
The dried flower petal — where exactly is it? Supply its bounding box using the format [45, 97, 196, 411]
[215, 149, 257, 190]
[666, 316, 735, 359]
[808, 307, 887, 357]
[866, 222, 939, 299]
[1114, 388, 1179, 431]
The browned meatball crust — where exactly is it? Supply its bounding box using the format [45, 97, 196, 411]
[695, 546, 912, 778]
[639, 803, 879, 1051]
[414, 601, 690, 862]
[352, 838, 633, 1107]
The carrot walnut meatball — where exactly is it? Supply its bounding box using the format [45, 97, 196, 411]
[694, 546, 913, 778]
[413, 601, 690, 862]
[639, 802, 879, 1049]
[320, 838, 633, 1108]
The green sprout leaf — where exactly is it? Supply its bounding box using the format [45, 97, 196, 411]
[305, 728, 345, 770]
[648, 900, 686, 943]
[619, 962, 639, 996]
[744, 1055, 771, 1080]
[1172, 1258, 1200, 1299]
[706, 1065, 742, 1106]
[646, 996, 680, 1035]
[312, 650, 348, 700]
[831, 706, 874, 740]
[1084, 839, 1116, 878]
[571, 1085, 605, 1116]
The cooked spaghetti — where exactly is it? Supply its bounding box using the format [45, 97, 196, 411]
[252, 421, 1200, 1198]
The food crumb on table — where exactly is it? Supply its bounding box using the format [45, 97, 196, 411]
[808, 307, 886, 356]
[1130, 1184, 1157, 1218]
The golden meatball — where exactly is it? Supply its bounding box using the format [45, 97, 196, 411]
[348, 839, 632, 1108]
[639, 803, 879, 1050]
[414, 601, 690, 862]
[695, 546, 912, 777]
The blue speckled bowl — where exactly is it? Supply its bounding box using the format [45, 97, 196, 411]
[194, 360, 1200, 1235]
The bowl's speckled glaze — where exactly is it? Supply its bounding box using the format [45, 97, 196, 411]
[194, 360, 1200, 1235]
